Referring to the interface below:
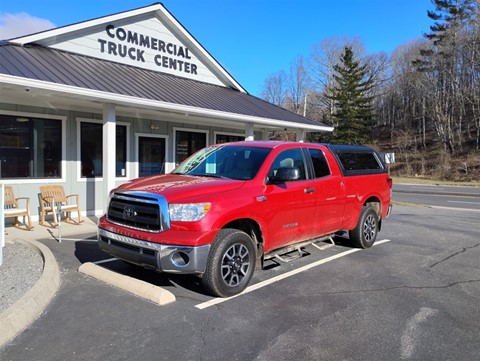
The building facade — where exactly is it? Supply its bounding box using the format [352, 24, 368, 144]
[0, 3, 332, 221]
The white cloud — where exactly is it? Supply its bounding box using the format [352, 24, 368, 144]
[0, 12, 55, 40]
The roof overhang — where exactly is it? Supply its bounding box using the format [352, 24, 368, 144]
[0, 74, 334, 132]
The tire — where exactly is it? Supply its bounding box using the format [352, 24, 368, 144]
[201, 229, 256, 297]
[349, 206, 379, 249]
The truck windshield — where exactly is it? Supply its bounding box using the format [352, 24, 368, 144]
[172, 145, 271, 180]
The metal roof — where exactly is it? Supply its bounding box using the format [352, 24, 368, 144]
[0, 43, 332, 131]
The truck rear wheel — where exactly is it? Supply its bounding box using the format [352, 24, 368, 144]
[349, 206, 378, 249]
[201, 229, 256, 297]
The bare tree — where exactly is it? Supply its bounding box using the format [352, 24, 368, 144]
[259, 70, 287, 106]
[284, 55, 309, 114]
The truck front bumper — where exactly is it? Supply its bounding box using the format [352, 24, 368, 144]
[98, 228, 211, 274]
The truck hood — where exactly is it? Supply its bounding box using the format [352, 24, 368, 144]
[115, 173, 245, 201]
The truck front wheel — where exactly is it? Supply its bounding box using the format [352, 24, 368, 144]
[201, 229, 256, 297]
[349, 206, 378, 249]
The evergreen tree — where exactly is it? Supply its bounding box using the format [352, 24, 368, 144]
[414, 0, 475, 70]
[326, 46, 375, 144]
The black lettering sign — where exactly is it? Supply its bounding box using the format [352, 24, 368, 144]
[108, 42, 117, 56]
[118, 44, 127, 57]
[106, 25, 115, 38]
[128, 47, 136, 60]
[190, 63, 197, 75]
[158, 40, 166, 52]
[98, 38, 107, 52]
[127, 31, 138, 45]
[169, 58, 177, 70]
[136, 49, 145, 62]
[139, 34, 150, 48]
[100, 24, 199, 76]
[177, 47, 185, 58]
[117, 27, 127, 41]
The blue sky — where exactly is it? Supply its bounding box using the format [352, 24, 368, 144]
[0, 0, 434, 95]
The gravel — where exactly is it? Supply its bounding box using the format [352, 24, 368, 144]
[0, 241, 44, 313]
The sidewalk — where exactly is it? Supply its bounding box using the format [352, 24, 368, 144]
[0, 217, 99, 348]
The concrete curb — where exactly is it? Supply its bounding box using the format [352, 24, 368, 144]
[78, 262, 176, 305]
[0, 238, 61, 349]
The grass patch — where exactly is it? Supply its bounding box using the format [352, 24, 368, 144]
[391, 176, 480, 187]
[391, 200, 428, 208]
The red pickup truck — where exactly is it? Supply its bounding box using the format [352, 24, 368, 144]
[98, 141, 392, 297]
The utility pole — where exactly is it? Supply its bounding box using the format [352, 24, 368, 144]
[303, 93, 307, 117]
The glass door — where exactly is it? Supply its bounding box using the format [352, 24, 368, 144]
[138, 136, 166, 177]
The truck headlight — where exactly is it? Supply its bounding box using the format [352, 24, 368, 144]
[169, 203, 211, 222]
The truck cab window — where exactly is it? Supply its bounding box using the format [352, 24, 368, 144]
[268, 148, 306, 181]
[308, 148, 331, 178]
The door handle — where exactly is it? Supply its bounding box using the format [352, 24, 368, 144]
[304, 187, 316, 194]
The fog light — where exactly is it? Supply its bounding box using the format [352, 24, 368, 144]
[171, 251, 190, 267]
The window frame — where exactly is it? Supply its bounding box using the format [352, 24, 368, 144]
[267, 148, 309, 182]
[172, 127, 209, 166]
[0, 110, 66, 184]
[76, 118, 130, 182]
[306, 148, 331, 179]
[214, 131, 245, 144]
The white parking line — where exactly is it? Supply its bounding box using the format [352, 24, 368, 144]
[195, 239, 391, 310]
[447, 200, 479, 205]
[411, 186, 444, 190]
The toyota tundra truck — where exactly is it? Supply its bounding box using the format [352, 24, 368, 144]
[98, 141, 392, 297]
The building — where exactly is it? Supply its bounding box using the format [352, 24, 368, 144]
[0, 3, 332, 221]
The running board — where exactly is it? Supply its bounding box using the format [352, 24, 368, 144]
[311, 236, 335, 251]
[264, 235, 335, 264]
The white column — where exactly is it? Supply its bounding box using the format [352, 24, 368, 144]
[296, 129, 306, 142]
[245, 123, 254, 141]
[103, 104, 116, 212]
[261, 130, 269, 140]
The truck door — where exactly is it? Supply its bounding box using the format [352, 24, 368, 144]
[307, 148, 345, 235]
[262, 148, 317, 252]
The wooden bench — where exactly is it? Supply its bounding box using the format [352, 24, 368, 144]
[39, 185, 82, 227]
[4, 185, 33, 230]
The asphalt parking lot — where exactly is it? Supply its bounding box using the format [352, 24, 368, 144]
[1, 205, 479, 361]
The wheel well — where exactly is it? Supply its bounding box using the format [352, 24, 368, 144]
[222, 219, 264, 255]
[363, 197, 382, 218]
[364, 197, 382, 230]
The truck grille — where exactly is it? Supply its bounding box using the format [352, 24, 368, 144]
[107, 191, 170, 232]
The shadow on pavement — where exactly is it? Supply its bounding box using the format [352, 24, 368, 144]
[74, 240, 209, 296]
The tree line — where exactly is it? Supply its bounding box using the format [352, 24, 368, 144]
[260, 0, 480, 180]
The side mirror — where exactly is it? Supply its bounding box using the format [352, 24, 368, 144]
[270, 167, 300, 183]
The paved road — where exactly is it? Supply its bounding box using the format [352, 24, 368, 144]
[1, 205, 479, 360]
[393, 183, 480, 210]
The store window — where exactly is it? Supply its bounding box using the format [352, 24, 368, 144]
[0, 114, 62, 179]
[80, 122, 127, 178]
[116, 125, 127, 177]
[215, 133, 244, 144]
[175, 130, 207, 165]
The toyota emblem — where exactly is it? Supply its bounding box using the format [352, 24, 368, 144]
[123, 206, 135, 218]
